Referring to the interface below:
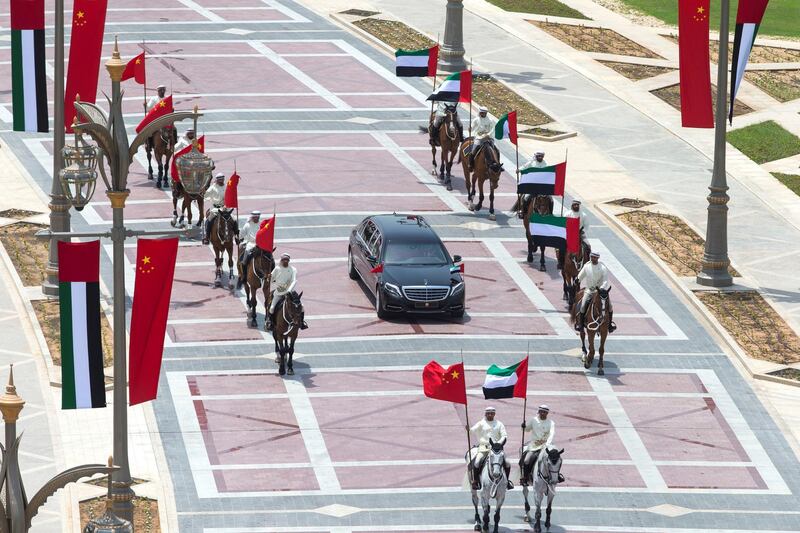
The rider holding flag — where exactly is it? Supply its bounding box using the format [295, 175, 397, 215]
[576, 252, 616, 332]
[468, 407, 514, 491]
[519, 405, 555, 486]
[202, 173, 227, 245]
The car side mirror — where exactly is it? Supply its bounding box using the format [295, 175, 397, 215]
[453, 255, 462, 264]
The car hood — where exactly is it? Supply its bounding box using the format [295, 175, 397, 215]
[382, 264, 462, 287]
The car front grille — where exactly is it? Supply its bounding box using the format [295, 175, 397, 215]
[402, 285, 450, 302]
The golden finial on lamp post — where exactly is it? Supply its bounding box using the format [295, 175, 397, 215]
[106, 36, 126, 82]
[0, 365, 26, 425]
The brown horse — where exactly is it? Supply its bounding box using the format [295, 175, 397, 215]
[169, 180, 205, 230]
[238, 247, 274, 328]
[209, 207, 237, 289]
[560, 241, 590, 308]
[272, 290, 304, 376]
[147, 127, 176, 189]
[511, 194, 554, 270]
[421, 106, 461, 190]
[569, 287, 612, 375]
[461, 138, 504, 220]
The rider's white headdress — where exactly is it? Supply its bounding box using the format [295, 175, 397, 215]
[215, 172, 225, 180]
[484, 406, 496, 413]
[538, 404, 550, 412]
[250, 210, 261, 217]
[590, 251, 600, 258]
[478, 106, 488, 113]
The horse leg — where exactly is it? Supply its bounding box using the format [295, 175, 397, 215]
[487, 186, 496, 221]
[164, 154, 172, 183]
[147, 147, 154, 178]
[475, 179, 484, 212]
[471, 489, 481, 531]
[431, 144, 437, 176]
[598, 330, 607, 376]
[540, 246, 546, 272]
[278, 339, 286, 376]
[227, 247, 235, 288]
[580, 327, 588, 361]
[287, 337, 295, 375]
[545, 495, 554, 528]
[534, 507, 542, 533]
[587, 330, 596, 368]
[523, 486, 531, 522]
[482, 500, 490, 532]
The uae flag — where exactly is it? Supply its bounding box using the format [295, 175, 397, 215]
[427, 70, 472, 103]
[136, 94, 173, 133]
[494, 111, 518, 145]
[730, 0, 770, 123]
[422, 361, 467, 405]
[518, 161, 566, 195]
[64, 0, 109, 132]
[678, 0, 713, 128]
[224, 172, 240, 208]
[129, 238, 179, 406]
[530, 214, 580, 252]
[10, 0, 48, 133]
[122, 51, 146, 84]
[171, 134, 204, 181]
[395, 45, 438, 77]
[482, 357, 528, 399]
[58, 240, 106, 410]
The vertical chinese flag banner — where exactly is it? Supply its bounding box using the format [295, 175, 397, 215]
[224, 172, 240, 208]
[678, 0, 713, 128]
[64, 0, 109, 132]
[129, 238, 179, 405]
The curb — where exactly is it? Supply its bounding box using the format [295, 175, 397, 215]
[594, 201, 800, 388]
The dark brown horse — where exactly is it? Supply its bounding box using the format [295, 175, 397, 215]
[560, 241, 590, 308]
[238, 247, 274, 328]
[147, 127, 176, 189]
[422, 107, 461, 190]
[169, 180, 205, 230]
[512, 195, 554, 271]
[272, 290, 304, 376]
[461, 138, 504, 220]
[209, 207, 236, 289]
[569, 287, 612, 375]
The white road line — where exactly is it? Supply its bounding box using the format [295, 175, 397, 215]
[248, 41, 351, 110]
[587, 374, 667, 491]
[260, 0, 310, 23]
[371, 131, 465, 212]
[0, 105, 13, 123]
[174, 0, 225, 21]
[483, 239, 575, 336]
[283, 378, 340, 491]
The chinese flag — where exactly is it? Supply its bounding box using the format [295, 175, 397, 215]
[129, 238, 179, 406]
[678, 0, 714, 128]
[136, 94, 173, 133]
[64, 0, 109, 132]
[171, 134, 204, 182]
[256, 216, 276, 251]
[121, 52, 146, 84]
[224, 172, 240, 208]
[423, 361, 467, 404]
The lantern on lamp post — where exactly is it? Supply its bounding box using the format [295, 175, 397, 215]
[59, 123, 99, 212]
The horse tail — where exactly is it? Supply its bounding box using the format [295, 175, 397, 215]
[418, 125, 429, 134]
[510, 196, 520, 213]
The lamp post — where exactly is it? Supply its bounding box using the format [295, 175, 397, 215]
[440, 0, 467, 73]
[42, 0, 69, 297]
[697, 0, 733, 287]
[38, 38, 209, 524]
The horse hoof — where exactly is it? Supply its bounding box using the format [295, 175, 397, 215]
[488, 213, 496, 221]
[474, 526, 481, 532]
[287, 368, 294, 376]
[468, 203, 475, 211]
[274, 356, 281, 364]
[524, 516, 530, 523]
[539, 264, 546, 272]
[446, 182, 453, 191]
[170, 219, 177, 228]
[527, 255, 533, 263]
[584, 360, 591, 370]
[278, 368, 285, 376]
[598, 368, 605, 376]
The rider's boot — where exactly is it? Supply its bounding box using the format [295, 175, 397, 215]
[300, 320, 309, 330]
[236, 253, 249, 290]
[575, 310, 584, 332]
[471, 465, 482, 490]
[265, 311, 274, 332]
[608, 310, 617, 333]
[202, 217, 212, 245]
[457, 124, 464, 143]
[505, 464, 514, 490]
[468, 150, 475, 171]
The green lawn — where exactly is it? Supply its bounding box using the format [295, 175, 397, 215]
[772, 173, 800, 196]
[486, 0, 590, 19]
[616, 0, 799, 38]
[727, 121, 800, 164]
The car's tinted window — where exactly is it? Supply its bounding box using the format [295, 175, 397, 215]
[360, 220, 376, 245]
[368, 229, 382, 258]
[384, 241, 449, 265]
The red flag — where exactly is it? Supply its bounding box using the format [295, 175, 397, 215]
[566, 217, 581, 254]
[459, 70, 472, 104]
[678, 0, 713, 128]
[370, 263, 383, 274]
[129, 238, 179, 406]
[730, 0, 771, 123]
[136, 94, 173, 133]
[256, 216, 276, 251]
[64, 0, 109, 132]
[11, 0, 44, 28]
[513, 356, 529, 399]
[427, 44, 439, 76]
[224, 172, 240, 208]
[171, 134, 204, 182]
[423, 361, 467, 404]
[121, 52, 146, 84]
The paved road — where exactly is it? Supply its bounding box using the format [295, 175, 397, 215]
[2, 0, 800, 531]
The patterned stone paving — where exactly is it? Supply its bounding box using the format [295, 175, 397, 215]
[3, 0, 800, 531]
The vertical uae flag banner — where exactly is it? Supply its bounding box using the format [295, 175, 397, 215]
[65, 0, 109, 132]
[730, 0, 770, 123]
[678, 0, 713, 128]
[10, 0, 48, 132]
[395, 45, 438, 77]
[129, 238, 179, 405]
[58, 241, 106, 409]
[426, 70, 472, 103]
[494, 111, 518, 145]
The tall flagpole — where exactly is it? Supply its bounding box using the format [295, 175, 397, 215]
[560, 148, 568, 217]
[520, 342, 530, 459]
[461, 349, 474, 486]
[468, 58, 473, 140]
[515, 121, 520, 216]
[142, 41, 147, 115]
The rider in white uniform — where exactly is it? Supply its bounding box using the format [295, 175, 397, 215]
[576, 252, 615, 332]
[468, 407, 514, 490]
[266, 253, 307, 331]
[174, 128, 196, 154]
[519, 405, 555, 485]
[431, 101, 463, 144]
[468, 106, 495, 170]
[145, 85, 166, 113]
[519, 151, 549, 219]
[202, 173, 227, 245]
[236, 211, 261, 290]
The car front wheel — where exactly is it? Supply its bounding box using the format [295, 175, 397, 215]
[348, 249, 358, 280]
[376, 286, 388, 319]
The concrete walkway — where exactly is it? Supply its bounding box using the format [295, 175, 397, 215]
[320, 0, 800, 336]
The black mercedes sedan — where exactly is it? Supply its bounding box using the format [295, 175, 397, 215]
[348, 214, 465, 319]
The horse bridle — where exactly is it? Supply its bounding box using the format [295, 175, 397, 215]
[281, 295, 304, 336]
[536, 450, 562, 496]
[444, 109, 457, 140]
[585, 290, 609, 332]
[216, 209, 233, 243]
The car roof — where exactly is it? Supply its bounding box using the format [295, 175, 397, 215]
[368, 214, 440, 241]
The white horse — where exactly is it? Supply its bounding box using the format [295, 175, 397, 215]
[469, 439, 507, 533]
[522, 446, 564, 532]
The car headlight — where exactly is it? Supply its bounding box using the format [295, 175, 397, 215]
[451, 282, 464, 294]
[384, 282, 401, 297]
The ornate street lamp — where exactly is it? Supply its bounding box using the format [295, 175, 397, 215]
[59, 121, 99, 211]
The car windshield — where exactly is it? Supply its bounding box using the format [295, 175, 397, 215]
[384, 241, 449, 265]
